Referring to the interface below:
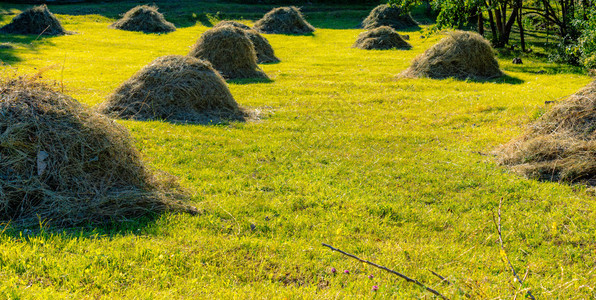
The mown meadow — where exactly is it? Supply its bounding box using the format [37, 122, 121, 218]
[0, 1, 594, 298]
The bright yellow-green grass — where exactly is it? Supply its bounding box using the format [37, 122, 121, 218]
[0, 2, 594, 299]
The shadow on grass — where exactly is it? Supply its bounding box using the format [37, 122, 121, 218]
[1, 2, 380, 30]
[484, 74, 525, 85]
[228, 77, 274, 85]
[0, 214, 176, 239]
[0, 34, 57, 64]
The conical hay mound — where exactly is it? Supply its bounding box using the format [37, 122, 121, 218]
[188, 26, 268, 80]
[400, 31, 503, 80]
[109, 5, 175, 33]
[99, 55, 246, 123]
[353, 26, 412, 50]
[0, 77, 194, 227]
[497, 81, 596, 184]
[253, 6, 315, 35]
[0, 5, 65, 36]
[214, 21, 280, 64]
[361, 4, 418, 30]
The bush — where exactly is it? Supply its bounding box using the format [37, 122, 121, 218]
[550, 8, 596, 70]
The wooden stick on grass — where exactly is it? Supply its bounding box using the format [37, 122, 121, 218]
[322, 243, 449, 299]
[492, 198, 535, 300]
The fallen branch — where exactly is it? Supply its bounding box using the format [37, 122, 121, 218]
[492, 198, 535, 300]
[322, 243, 449, 299]
[429, 270, 470, 298]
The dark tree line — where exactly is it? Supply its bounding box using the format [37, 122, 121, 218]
[390, 0, 596, 68]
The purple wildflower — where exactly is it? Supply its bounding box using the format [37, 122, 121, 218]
[331, 267, 336, 273]
[372, 285, 379, 292]
[344, 270, 350, 274]
[368, 274, 374, 279]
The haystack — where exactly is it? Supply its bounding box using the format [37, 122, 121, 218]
[109, 5, 175, 33]
[353, 26, 412, 50]
[214, 21, 280, 64]
[188, 25, 268, 80]
[99, 55, 246, 123]
[361, 4, 418, 30]
[253, 6, 315, 35]
[0, 5, 66, 36]
[0, 77, 195, 227]
[400, 31, 503, 80]
[498, 81, 596, 185]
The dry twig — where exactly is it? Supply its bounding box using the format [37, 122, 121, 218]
[322, 243, 449, 299]
[492, 198, 535, 300]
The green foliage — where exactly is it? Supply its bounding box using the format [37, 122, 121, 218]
[576, 10, 596, 69]
[386, 0, 420, 12]
[432, 0, 480, 29]
[550, 7, 596, 69]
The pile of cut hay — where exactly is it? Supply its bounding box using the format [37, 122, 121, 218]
[109, 5, 175, 33]
[361, 4, 418, 30]
[0, 5, 66, 36]
[99, 55, 247, 123]
[214, 21, 280, 64]
[353, 26, 412, 50]
[188, 25, 268, 80]
[400, 31, 503, 80]
[0, 76, 196, 227]
[498, 81, 596, 185]
[253, 6, 315, 35]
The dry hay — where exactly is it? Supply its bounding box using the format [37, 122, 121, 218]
[99, 55, 247, 123]
[361, 4, 418, 31]
[214, 21, 280, 64]
[0, 76, 196, 227]
[109, 5, 175, 34]
[400, 31, 503, 80]
[0, 5, 66, 36]
[253, 6, 315, 35]
[497, 81, 596, 185]
[188, 25, 268, 80]
[353, 26, 412, 50]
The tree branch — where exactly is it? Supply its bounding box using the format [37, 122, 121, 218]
[492, 198, 535, 300]
[322, 243, 449, 299]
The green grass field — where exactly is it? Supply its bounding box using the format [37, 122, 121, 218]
[0, 1, 595, 298]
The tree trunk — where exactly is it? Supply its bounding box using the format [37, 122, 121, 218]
[517, 7, 526, 51]
[502, 7, 519, 45]
[487, 7, 498, 45]
[478, 7, 485, 36]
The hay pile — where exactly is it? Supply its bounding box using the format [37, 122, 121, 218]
[0, 5, 66, 36]
[253, 6, 315, 35]
[99, 55, 246, 123]
[361, 4, 418, 30]
[214, 21, 280, 64]
[0, 77, 195, 227]
[188, 26, 268, 80]
[353, 26, 412, 50]
[109, 5, 175, 33]
[400, 31, 503, 80]
[498, 81, 596, 185]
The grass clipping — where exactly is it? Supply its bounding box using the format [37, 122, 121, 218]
[0, 5, 66, 36]
[353, 26, 412, 50]
[0, 77, 195, 227]
[214, 21, 280, 64]
[189, 25, 268, 80]
[99, 55, 247, 123]
[361, 4, 418, 30]
[109, 5, 175, 33]
[253, 6, 315, 35]
[400, 31, 503, 80]
[498, 80, 596, 185]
